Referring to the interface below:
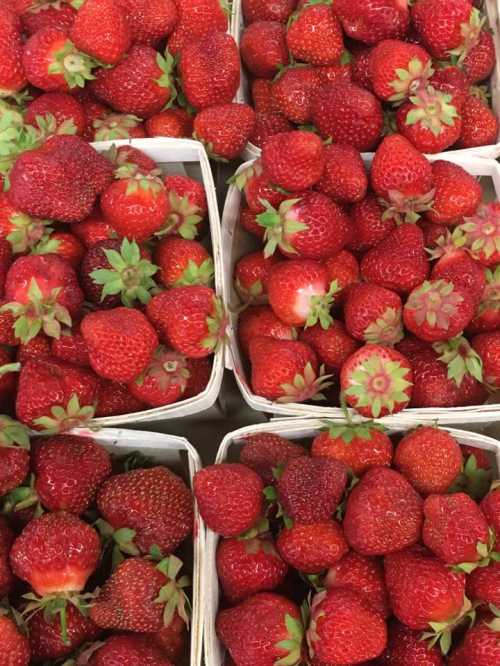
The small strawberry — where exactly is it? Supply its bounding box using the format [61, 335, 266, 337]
[0, 615, 30, 666]
[425, 160, 482, 225]
[277, 520, 348, 573]
[145, 108, 193, 138]
[240, 433, 305, 485]
[352, 47, 373, 89]
[128, 347, 189, 407]
[17, 1, 76, 35]
[334, 0, 409, 44]
[455, 203, 500, 266]
[271, 66, 320, 124]
[156, 237, 213, 289]
[473, 331, 500, 390]
[72, 214, 117, 248]
[345, 283, 403, 345]
[463, 29, 496, 82]
[193, 103, 256, 161]
[107, 144, 157, 176]
[0, 416, 30, 498]
[153, 614, 187, 663]
[70, 0, 131, 65]
[466, 559, 500, 608]
[184, 356, 212, 399]
[115, 0, 178, 46]
[234, 251, 278, 303]
[25, 91, 86, 136]
[348, 194, 396, 253]
[242, 0, 296, 23]
[299, 321, 360, 373]
[240, 21, 288, 78]
[412, 0, 480, 60]
[261, 130, 325, 192]
[457, 95, 499, 148]
[95, 377, 146, 417]
[378, 620, 445, 665]
[315, 144, 368, 205]
[467, 266, 500, 334]
[162, 174, 207, 240]
[194, 463, 264, 537]
[88, 634, 174, 665]
[430, 65, 470, 109]
[286, 2, 343, 66]
[238, 305, 297, 357]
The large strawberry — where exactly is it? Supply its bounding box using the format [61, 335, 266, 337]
[412, 0, 480, 60]
[334, 0, 409, 44]
[425, 160, 482, 225]
[70, 0, 131, 65]
[240, 433, 305, 485]
[0, 416, 30, 497]
[115, 0, 178, 46]
[240, 21, 288, 78]
[261, 130, 325, 192]
[286, 1, 343, 66]
[277, 520, 348, 573]
[344, 283, 403, 345]
[238, 305, 297, 357]
[193, 102, 256, 161]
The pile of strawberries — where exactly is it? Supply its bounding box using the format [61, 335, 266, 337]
[0, 134, 225, 431]
[0, 424, 195, 664]
[195, 425, 500, 665]
[0, 0, 257, 165]
[233, 129, 500, 417]
[240, 0, 498, 154]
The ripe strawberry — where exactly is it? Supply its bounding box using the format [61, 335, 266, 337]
[32, 434, 111, 514]
[92, 113, 146, 141]
[307, 587, 387, 664]
[463, 29, 496, 82]
[238, 305, 297, 357]
[323, 250, 359, 301]
[448, 620, 500, 666]
[299, 321, 360, 373]
[91, 44, 175, 118]
[271, 66, 320, 124]
[369, 39, 433, 103]
[286, 2, 343, 66]
[25, 91, 86, 136]
[88, 634, 175, 665]
[467, 266, 500, 334]
[70, 0, 131, 65]
[378, 620, 445, 665]
[193, 103, 256, 161]
[316, 57, 353, 85]
[312, 82, 384, 151]
[0, 5, 26, 95]
[457, 95, 499, 148]
[344, 467, 422, 555]
[167, 0, 228, 55]
[311, 420, 393, 477]
[315, 144, 368, 205]
[412, 0, 478, 60]
[17, 0, 77, 35]
[233, 159, 288, 214]
[466, 559, 500, 607]
[395, 426, 463, 496]
[431, 247, 485, 308]
[352, 47, 373, 89]
[235, 251, 278, 303]
[179, 31, 240, 110]
[156, 237, 213, 289]
[250, 111, 294, 148]
[240, 21, 288, 78]
[217, 592, 304, 666]
[341, 344, 413, 418]
[162, 174, 207, 239]
[95, 377, 146, 417]
[430, 65, 470, 109]
[455, 203, 500, 266]
[217, 535, 288, 603]
[146, 286, 226, 358]
[348, 194, 396, 253]
[425, 160, 482, 226]
[107, 144, 157, 176]
[16, 333, 50, 363]
[277, 520, 347, 573]
[128, 347, 189, 407]
[0, 193, 52, 255]
[242, 0, 296, 23]
[72, 214, 117, 248]
[0, 615, 30, 666]
[194, 463, 264, 537]
[334, 0, 409, 44]
[384, 545, 465, 631]
[184, 356, 211, 399]
[360, 223, 429, 294]
[145, 108, 193, 138]
[473, 331, 500, 390]
[0, 415, 29, 498]
[345, 283, 403, 345]
[240, 433, 305, 484]
[153, 614, 187, 663]
[0, 516, 14, 597]
[325, 551, 390, 619]
[32, 231, 85, 269]
[16, 357, 98, 432]
[261, 130, 325, 192]
[97, 466, 193, 554]
[115, 0, 178, 46]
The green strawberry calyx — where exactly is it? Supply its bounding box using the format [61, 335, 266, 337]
[33, 393, 95, 433]
[7, 212, 53, 254]
[94, 520, 140, 570]
[425, 228, 467, 261]
[51, 40, 99, 89]
[0, 112, 41, 187]
[0, 416, 30, 449]
[90, 237, 159, 308]
[235, 276, 265, 303]
[156, 190, 203, 240]
[229, 161, 263, 191]
[257, 198, 306, 258]
[453, 528, 500, 573]
[134, 347, 190, 393]
[278, 362, 332, 404]
[32, 113, 77, 139]
[93, 114, 143, 142]
[405, 280, 463, 331]
[455, 204, 500, 262]
[321, 417, 386, 445]
[275, 613, 304, 666]
[155, 554, 191, 628]
[364, 306, 404, 345]
[380, 186, 435, 225]
[405, 86, 459, 137]
[433, 335, 483, 388]
[23, 590, 95, 646]
[192, 135, 229, 164]
[477, 265, 500, 316]
[422, 595, 476, 655]
[487, 604, 500, 632]
[1, 473, 41, 515]
[305, 281, 340, 331]
[201, 297, 227, 353]
[175, 258, 214, 287]
[448, 8, 484, 63]
[389, 56, 435, 103]
[156, 51, 178, 107]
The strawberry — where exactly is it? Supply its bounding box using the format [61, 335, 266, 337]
[378, 620, 445, 665]
[271, 66, 320, 124]
[352, 47, 373, 89]
[32, 231, 85, 269]
[312, 420, 393, 477]
[17, 1, 76, 35]
[348, 194, 396, 253]
[360, 223, 429, 294]
[334, 0, 409, 44]
[194, 463, 264, 537]
[72, 214, 117, 248]
[0, 6, 27, 96]
[473, 331, 500, 390]
[92, 113, 146, 141]
[258, 193, 351, 261]
[217, 534, 288, 603]
[81, 307, 158, 383]
[167, 0, 228, 55]
[128, 347, 189, 407]
[240, 433, 305, 484]
[370, 134, 434, 223]
[240, 207, 266, 239]
[115, 0, 178, 46]
[32, 434, 111, 514]
[0, 415, 29, 498]
[430, 247, 486, 308]
[412, 0, 479, 60]
[16, 357, 98, 432]
[3, 254, 84, 344]
[252, 78, 281, 112]
[0, 517, 14, 597]
[42, 326, 89, 369]
[456, 95, 499, 148]
[325, 551, 390, 619]
[344, 467, 422, 555]
[323, 250, 359, 301]
[0, 308, 17, 346]
[107, 144, 157, 176]
[307, 587, 387, 664]
[430, 65, 470, 109]
[466, 561, 500, 606]
[395, 426, 463, 496]
[448, 619, 500, 666]
[184, 356, 212, 399]
[462, 264, 500, 333]
[88, 634, 175, 665]
[156, 237, 213, 288]
[267, 259, 337, 328]
[344, 283, 403, 345]
[0, 193, 52, 255]
[233, 160, 287, 214]
[216, 592, 304, 666]
[153, 614, 187, 663]
[97, 465, 193, 554]
[277, 520, 347, 573]
[242, 0, 296, 23]
[145, 108, 194, 138]
[316, 57, 353, 85]
[455, 203, 500, 266]
[95, 377, 146, 417]
[25, 91, 86, 136]
[146, 286, 226, 358]
[369, 39, 433, 103]
[276, 456, 347, 524]
[162, 174, 207, 240]
[179, 31, 240, 110]
[403, 279, 475, 343]
[425, 160, 482, 225]
[299, 321, 360, 373]
[286, 2, 343, 66]
[91, 44, 175, 118]
[261, 130, 325, 192]
[0, 615, 30, 666]
[16, 333, 50, 363]
[235, 251, 278, 303]
[250, 111, 294, 148]
[240, 21, 288, 78]
[341, 343, 413, 418]
[315, 144, 368, 205]
[463, 29, 496, 82]
[193, 103, 256, 161]
[238, 305, 297, 357]
[70, 0, 131, 65]
[312, 82, 384, 151]
[101, 173, 169, 243]
[384, 545, 466, 632]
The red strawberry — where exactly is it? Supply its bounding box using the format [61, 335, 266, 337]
[115, 0, 178, 46]
[16, 333, 50, 364]
[457, 95, 499, 148]
[193, 103, 256, 161]
[334, 0, 409, 44]
[145, 108, 194, 138]
[311, 82, 383, 151]
[430, 65, 470, 109]
[341, 344, 413, 418]
[431, 247, 485, 308]
[91, 44, 175, 118]
[448, 619, 500, 666]
[146, 286, 226, 358]
[217, 534, 288, 603]
[315, 144, 368, 205]
[412, 0, 479, 60]
[51, 326, 89, 367]
[323, 250, 359, 301]
[234, 159, 287, 214]
[299, 321, 360, 373]
[316, 57, 353, 86]
[395, 426, 463, 496]
[360, 223, 429, 294]
[95, 377, 146, 417]
[0, 516, 14, 597]
[240, 432, 305, 485]
[92, 113, 146, 141]
[467, 265, 500, 333]
[153, 614, 187, 663]
[0, 193, 51, 255]
[325, 551, 390, 619]
[156, 237, 213, 289]
[179, 31, 240, 110]
[271, 66, 320, 124]
[0, 416, 29, 498]
[88, 634, 175, 665]
[107, 144, 157, 176]
[128, 347, 189, 407]
[162, 174, 207, 240]
[455, 203, 500, 266]
[307, 587, 387, 664]
[235, 251, 279, 303]
[378, 620, 445, 665]
[32, 434, 111, 514]
[194, 463, 264, 537]
[277, 520, 347, 573]
[0, 615, 30, 666]
[466, 561, 500, 607]
[72, 213, 117, 248]
[473, 330, 500, 390]
[31, 231, 84, 269]
[344, 467, 423, 555]
[240, 21, 288, 78]
[463, 29, 496, 82]
[25, 91, 86, 136]
[250, 111, 294, 148]
[0, 5, 26, 95]
[252, 78, 279, 112]
[345, 283, 403, 345]
[286, 2, 343, 66]
[238, 305, 297, 357]
[70, 0, 131, 65]
[425, 160, 482, 225]
[242, 0, 296, 23]
[216, 592, 304, 666]
[261, 130, 325, 192]
[167, 0, 228, 55]
[17, 1, 76, 35]
[348, 194, 396, 253]
[352, 47, 373, 89]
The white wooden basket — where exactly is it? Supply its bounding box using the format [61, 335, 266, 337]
[204, 418, 500, 665]
[231, 0, 500, 161]
[222, 152, 500, 425]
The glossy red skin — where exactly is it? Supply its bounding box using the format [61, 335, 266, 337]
[238, 305, 296, 357]
[396, 99, 462, 154]
[312, 427, 393, 477]
[377, 620, 444, 665]
[194, 103, 256, 161]
[334, 0, 409, 44]
[167, 0, 227, 55]
[348, 194, 397, 253]
[16, 333, 50, 364]
[20, 2, 76, 35]
[431, 250, 486, 307]
[271, 66, 320, 124]
[300, 321, 360, 372]
[481, 487, 500, 538]
[240, 21, 288, 78]
[240, 432, 305, 485]
[115, 0, 178, 46]
[145, 108, 194, 138]
[277, 520, 348, 573]
[463, 30, 496, 82]
[0, 6, 27, 94]
[316, 144, 368, 204]
[467, 561, 500, 606]
[323, 250, 359, 300]
[250, 111, 294, 148]
[426, 160, 482, 225]
[89, 634, 174, 665]
[252, 78, 280, 112]
[369, 39, 432, 101]
[72, 215, 117, 248]
[184, 356, 212, 399]
[22, 26, 74, 91]
[430, 66, 469, 109]
[164, 174, 207, 218]
[157, 237, 211, 288]
[0, 616, 31, 666]
[412, 0, 473, 59]
[25, 92, 86, 135]
[242, 0, 296, 23]
[235, 251, 279, 301]
[95, 378, 146, 417]
[70, 0, 131, 65]
[473, 331, 500, 389]
[51, 327, 89, 367]
[286, 4, 344, 66]
[344, 283, 402, 342]
[447, 621, 500, 666]
[0, 444, 29, 500]
[128, 348, 188, 407]
[242, 163, 287, 214]
[457, 96, 499, 148]
[261, 130, 325, 192]
[153, 614, 187, 662]
[240, 207, 266, 239]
